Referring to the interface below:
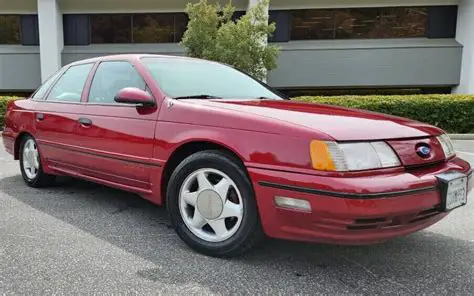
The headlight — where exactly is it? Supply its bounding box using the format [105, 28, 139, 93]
[310, 140, 401, 172]
[437, 134, 456, 159]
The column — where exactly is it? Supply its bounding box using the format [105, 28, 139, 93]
[247, 0, 269, 28]
[247, 0, 269, 82]
[453, 0, 474, 94]
[37, 0, 63, 82]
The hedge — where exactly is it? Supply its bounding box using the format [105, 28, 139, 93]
[294, 95, 474, 134]
[1, 94, 473, 133]
[0, 96, 19, 129]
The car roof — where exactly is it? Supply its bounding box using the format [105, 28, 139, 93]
[67, 54, 207, 67]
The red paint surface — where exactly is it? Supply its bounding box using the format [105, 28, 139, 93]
[387, 137, 446, 166]
[2, 54, 473, 245]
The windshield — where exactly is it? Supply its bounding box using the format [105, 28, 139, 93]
[141, 57, 283, 100]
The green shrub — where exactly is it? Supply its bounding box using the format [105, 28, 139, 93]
[0, 96, 20, 128]
[293, 95, 474, 134]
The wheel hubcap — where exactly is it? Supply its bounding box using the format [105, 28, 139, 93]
[179, 168, 244, 243]
[196, 189, 224, 220]
[22, 139, 39, 180]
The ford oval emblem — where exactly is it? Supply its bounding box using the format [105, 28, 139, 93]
[416, 145, 431, 158]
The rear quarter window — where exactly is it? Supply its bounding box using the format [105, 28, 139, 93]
[31, 70, 63, 100]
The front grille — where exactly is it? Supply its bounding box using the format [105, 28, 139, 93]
[346, 205, 442, 231]
[312, 205, 442, 232]
[409, 207, 441, 223]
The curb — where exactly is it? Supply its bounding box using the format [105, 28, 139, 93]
[448, 134, 474, 140]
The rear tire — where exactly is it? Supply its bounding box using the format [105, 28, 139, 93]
[19, 135, 55, 188]
[167, 150, 264, 258]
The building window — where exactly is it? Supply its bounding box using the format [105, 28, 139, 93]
[174, 13, 188, 42]
[290, 7, 428, 40]
[133, 13, 188, 43]
[90, 14, 132, 44]
[0, 15, 21, 44]
[64, 14, 90, 45]
[133, 14, 174, 43]
[426, 6, 457, 38]
[291, 10, 336, 40]
[88, 13, 188, 44]
[21, 15, 40, 45]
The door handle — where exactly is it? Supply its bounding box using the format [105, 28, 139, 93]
[78, 118, 92, 127]
[36, 113, 44, 121]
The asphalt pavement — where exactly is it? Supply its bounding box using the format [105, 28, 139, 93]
[0, 139, 473, 295]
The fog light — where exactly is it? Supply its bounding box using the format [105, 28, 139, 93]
[274, 196, 311, 212]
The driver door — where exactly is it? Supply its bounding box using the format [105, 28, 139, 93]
[73, 60, 159, 192]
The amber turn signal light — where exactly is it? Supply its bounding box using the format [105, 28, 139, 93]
[310, 140, 336, 171]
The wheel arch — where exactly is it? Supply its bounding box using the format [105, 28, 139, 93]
[160, 140, 247, 204]
[14, 131, 34, 160]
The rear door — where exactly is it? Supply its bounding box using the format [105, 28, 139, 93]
[35, 63, 94, 170]
[74, 60, 159, 191]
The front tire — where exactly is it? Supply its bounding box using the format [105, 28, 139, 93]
[19, 135, 55, 188]
[167, 150, 264, 257]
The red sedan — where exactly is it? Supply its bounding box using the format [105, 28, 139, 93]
[2, 54, 472, 257]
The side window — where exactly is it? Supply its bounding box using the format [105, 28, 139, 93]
[31, 70, 62, 100]
[88, 61, 146, 104]
[46, 63, 93, 102]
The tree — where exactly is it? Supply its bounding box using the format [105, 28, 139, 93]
[180, 0, 279, 81]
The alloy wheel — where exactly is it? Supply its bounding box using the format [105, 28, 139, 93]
[178, 168, 244, 243]
[22, 138, 40, 180]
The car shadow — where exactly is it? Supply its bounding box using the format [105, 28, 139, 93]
[1, 174, 473, 295]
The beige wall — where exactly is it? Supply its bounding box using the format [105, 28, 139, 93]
[60, 0, 461, 13]
[270, 0, 459, 10]
[0, 0, 37, 13]
[0, 0, 461, 14]
[60, 0, 249, 13]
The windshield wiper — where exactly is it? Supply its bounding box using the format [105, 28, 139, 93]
[173, 95, 223, 100]
[255, 96, 276, 100]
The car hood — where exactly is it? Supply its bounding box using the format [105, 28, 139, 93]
[194, 99, 444, 141]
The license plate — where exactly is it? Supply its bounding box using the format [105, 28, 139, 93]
[437, 172, 468, 212]
[436, 172, 467, 212]
[445, 178, 468, 210]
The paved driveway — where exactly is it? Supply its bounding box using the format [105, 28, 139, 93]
[0, 139, 473, 295]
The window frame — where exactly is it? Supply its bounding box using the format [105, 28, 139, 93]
[84, 59, 156, 107]
[41, 62, 95, 105]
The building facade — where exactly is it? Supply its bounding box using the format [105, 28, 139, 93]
[0, 0, 473, 94]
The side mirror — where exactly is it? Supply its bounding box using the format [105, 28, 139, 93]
[114, 87, 155, 107]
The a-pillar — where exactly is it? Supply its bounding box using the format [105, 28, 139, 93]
[37, 0, 63, 82]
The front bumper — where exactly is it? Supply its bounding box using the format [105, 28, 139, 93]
[249, 157, 472, 245]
